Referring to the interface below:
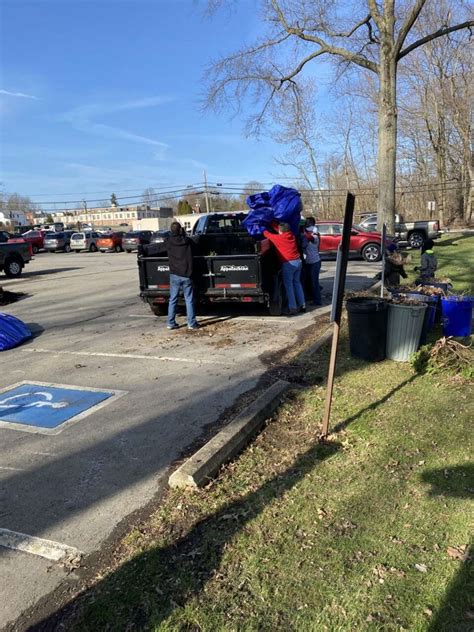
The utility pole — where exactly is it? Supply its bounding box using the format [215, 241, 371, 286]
[203, 170, 211, 213]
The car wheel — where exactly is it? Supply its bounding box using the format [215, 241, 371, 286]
[90, 244, 98, 252]
[4, 257, 23, 278]
[114, 245, 122, 253]
[408, 231, 425, 249]
[268, 273, 284, 316]
[362, 243, 381, 262]
[32, 245, 39, 254]
[64, 244, 71, 253]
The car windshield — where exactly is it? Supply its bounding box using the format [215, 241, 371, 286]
[45, 232, 61, 238]
[71, 234, 84, 240]
[124, 232, 137, 238]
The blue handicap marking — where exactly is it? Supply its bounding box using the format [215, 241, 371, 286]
[0, 383, 115, 430]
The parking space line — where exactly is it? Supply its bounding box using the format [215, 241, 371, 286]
[0, 528, 83, 562]
[22, 348, 228, 366]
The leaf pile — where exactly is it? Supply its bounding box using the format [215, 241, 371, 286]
[411, 337, 473, 379]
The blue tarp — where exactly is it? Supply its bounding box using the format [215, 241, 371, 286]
[0, 313, 32, 351]
[243, 185, 302, 237]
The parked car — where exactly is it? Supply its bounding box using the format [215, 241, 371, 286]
[43, 230, 75, 253]
[150, 230, 171, 244]
[18, 229, 45, 254]
[315, 221, 393, 262]
[122, 230, 154, 253]
[0, 240, 32, 277]
[70, 231, 101, 252]
[97, 232, 124, 253]
[358, 213, 441, 248]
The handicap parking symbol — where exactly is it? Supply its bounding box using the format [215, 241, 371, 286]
[0, 382, 126, 434]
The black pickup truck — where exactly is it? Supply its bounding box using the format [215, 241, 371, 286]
[138, 213, 286, 315]
[0, 235, 33, 278]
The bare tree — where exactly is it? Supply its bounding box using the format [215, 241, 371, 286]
[141, 187, 157, 206]
[206, 0, 473, 232]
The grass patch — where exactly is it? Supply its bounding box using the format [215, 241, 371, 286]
[44, 239, 473, 632]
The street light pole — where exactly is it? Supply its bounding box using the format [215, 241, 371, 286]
[203, 170, 211, 213]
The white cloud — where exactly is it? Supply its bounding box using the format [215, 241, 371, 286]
[62, 96, 172, 150]
[0, 89, 40, 100]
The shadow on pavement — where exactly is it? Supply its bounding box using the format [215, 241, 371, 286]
[421, 465, 474, 631]
[21, 268, 82, 278]
[29, 440, 342, 631]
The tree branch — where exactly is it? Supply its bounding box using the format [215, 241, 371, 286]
[395, 0, 426, 55]
[398, 21, 474, 60]
[367, 0, 384, 30]
[271, 0, 378, 73]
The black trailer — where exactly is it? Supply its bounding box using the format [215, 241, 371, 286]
[138, 213, 285, 316]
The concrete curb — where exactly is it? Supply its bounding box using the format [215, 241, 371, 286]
[168, 380, 290, 489]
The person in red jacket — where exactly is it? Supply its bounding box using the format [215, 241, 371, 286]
[263, 222, 306, 315]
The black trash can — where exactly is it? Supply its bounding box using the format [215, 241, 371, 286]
[346, 297, 388, 362]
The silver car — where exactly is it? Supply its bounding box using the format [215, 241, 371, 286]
[70, 232, 100, 252]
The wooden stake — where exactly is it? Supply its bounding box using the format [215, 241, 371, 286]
[321, 192, 355, 437]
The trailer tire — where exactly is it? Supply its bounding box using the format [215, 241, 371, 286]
[268, 273, 284, 316]
[150, 302, 168, 316]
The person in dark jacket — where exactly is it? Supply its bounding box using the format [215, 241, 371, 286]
[384, 243, 408, 287]
[166, 222, 199, 330]
[416, 238, 438, 282]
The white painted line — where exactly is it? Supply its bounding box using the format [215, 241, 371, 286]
[0, 528, 83, 562]
[22, 348, 227, 366]
[0, 466, 23, 472]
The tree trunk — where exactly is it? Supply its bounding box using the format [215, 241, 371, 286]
[377, 53, 397, 235]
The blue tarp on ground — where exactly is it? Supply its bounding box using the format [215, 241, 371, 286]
[0, 313, 32, 351]
[243, 185, 302, 237]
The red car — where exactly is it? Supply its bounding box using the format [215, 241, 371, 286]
[315, 221, 392, 262]
[97, 232, 124, 253]
[19, 230, 45, 254]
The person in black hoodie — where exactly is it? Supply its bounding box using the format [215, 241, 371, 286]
[166, 222, 199, 330]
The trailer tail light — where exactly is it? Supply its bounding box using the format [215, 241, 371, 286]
[242, 297, 253, 302]
[215, 283, 257, 289]
[28, 243, 33, 256]
[157, 284, 170, 289]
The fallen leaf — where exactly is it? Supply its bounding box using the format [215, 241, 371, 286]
[415, 563, 428, 573]
[424, 608, 433, 617]
[447, 545, 468, 561]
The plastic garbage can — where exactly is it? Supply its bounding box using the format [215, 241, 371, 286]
[441, 296, 473, 337]
[346, 297, 388, 362]
[386, 303, 427, 361]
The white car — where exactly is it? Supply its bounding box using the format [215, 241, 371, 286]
[70, 231, 101, 252]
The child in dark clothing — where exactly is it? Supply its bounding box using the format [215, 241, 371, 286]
[384, 243, 408, 286]
[415, 239, 438, 282]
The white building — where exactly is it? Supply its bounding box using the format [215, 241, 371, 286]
[0, 210, 28, 228]
[44, 205, 173, 228]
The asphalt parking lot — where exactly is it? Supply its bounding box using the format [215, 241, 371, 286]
[0, 250, 379, 628]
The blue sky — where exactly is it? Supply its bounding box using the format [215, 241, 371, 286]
[1, 0, 317, 207]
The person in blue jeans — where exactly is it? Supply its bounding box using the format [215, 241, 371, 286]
[263, 222, 306, 315]
[302, 218, 322, 305]
[165, 222, 199, 330]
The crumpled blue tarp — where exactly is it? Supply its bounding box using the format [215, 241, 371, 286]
[243, 185, 302, 237]
[0, 313, 32, 351]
